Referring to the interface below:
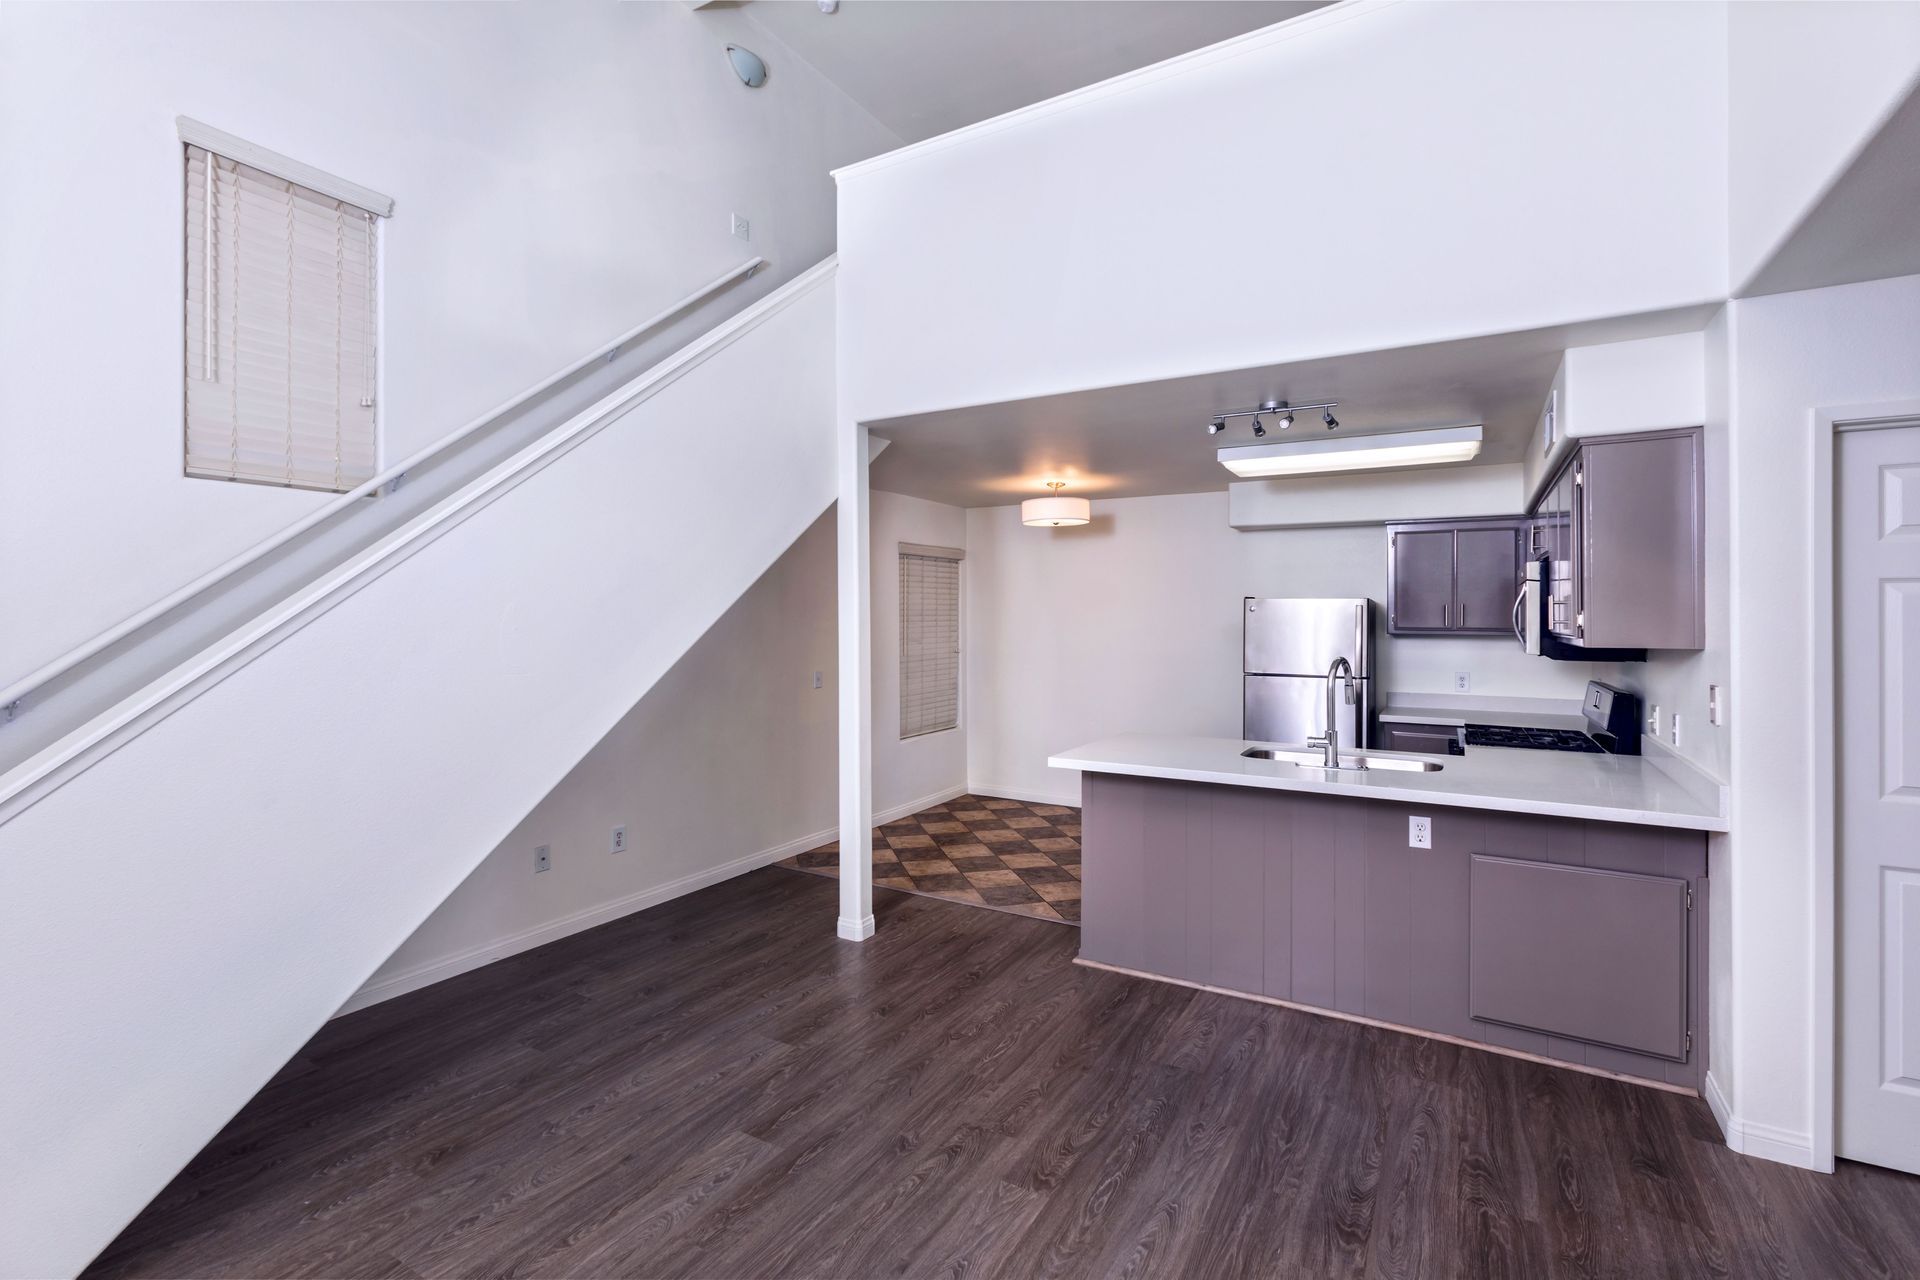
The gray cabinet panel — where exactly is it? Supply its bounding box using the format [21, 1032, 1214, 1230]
[1455, 525, 1520, 634]
[1388, 530, 1454, 631]
[1078, 774, 1706, 1090]
[1529, 428, 1704, 651]
[1580, 431, 1705, 650]
[1468, 855, 1689, 1060]
[1387, 519, 1524, 636]
[1210, 790, 1266, 994]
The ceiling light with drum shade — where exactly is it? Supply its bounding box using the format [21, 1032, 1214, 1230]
[1022, 480, 1091, 527]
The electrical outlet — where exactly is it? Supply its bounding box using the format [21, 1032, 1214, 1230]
[1670, 713, 1682, 749]
[610, 825, 627, 855]
[813, 670, 823, 689]
[731, 212, 750, 241]
[1708, 684, 1723, 727]
[1408, 815, 1432, 849]
[1454, 671, 1471, 693]
[534, 844, 551, 874]
[1649, 703, 1662, 735]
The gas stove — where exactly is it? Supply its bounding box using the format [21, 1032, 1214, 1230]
[1464, 724, 1606, 753]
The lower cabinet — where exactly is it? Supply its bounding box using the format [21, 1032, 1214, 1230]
[1468, 855, 1690, 1060]
[1078, 772, 1708, 1090]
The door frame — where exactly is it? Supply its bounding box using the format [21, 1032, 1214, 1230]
[1812, 398, 1920, 1173]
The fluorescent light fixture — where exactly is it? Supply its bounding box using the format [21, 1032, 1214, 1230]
[1217, 425, 1482, 479]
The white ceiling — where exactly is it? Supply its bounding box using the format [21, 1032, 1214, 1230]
[741, 0, 1326, 144]
[867, 305, 1719, 507]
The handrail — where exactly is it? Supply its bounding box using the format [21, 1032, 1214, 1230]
[0, 255, 766, 717]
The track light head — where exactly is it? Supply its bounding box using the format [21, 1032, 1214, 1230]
[1323, 409, 1339, 430]
[1276, 410, 1295, 430]
[1251, 417, 1267, 438]
[1207, 418, 1226, 435]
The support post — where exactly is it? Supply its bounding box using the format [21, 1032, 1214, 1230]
[835, 419, 875, 941]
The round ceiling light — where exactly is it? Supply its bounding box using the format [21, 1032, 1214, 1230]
[1022, 481, 1091, 527]
[726, 45, 768, 88]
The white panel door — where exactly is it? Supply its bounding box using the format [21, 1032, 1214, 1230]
[1839, 422, 1920, 1173]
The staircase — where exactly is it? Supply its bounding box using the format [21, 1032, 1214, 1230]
[0, 258, 840, 1280]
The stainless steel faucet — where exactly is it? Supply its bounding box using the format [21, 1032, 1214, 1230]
[1305, 657, 1355, 768]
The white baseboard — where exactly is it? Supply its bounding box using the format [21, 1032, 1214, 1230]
[335, 819, 838, 1016]
[336, 785, 968, 1017]
[1732, 1118, 1824, 1171]
[967, 779, 1080, 808]
[876, 783, 969, 825]
[1702, 1072, 1825, 1171]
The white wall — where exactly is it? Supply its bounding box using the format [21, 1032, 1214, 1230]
[348, 488, 971, 1012]
[871, 491, 970, 811]
[0, 0, 899, 683]
[836, 0, 1727, 424]
[965, 491, 1614, 804]
[349, 509, 840, 1011]
[1524, 331, 1710, 502]
[1721, 271, 1920, 1165]
[1728, 1, 1920, 292]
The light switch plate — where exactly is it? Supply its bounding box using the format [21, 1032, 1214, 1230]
[1409, 815, 1432, 849]
[730, 212, 750, 241]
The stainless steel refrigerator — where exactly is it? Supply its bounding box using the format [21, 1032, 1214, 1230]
[1243, 597, 1375, 745]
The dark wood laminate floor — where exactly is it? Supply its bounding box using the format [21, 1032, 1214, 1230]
[89, 869, 1920, 1280]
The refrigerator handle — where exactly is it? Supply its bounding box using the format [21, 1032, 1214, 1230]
[1354, 602, 1369, 675]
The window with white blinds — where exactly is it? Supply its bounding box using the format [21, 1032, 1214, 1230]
[899, 545, 963, 739]
[184, 143, 380, 492]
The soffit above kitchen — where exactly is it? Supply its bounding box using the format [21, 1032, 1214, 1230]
[866, 304, 1718, 507]
[739, 0, 1327, 143]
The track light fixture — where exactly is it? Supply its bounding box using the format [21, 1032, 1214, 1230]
[1204, 398, 1341, 438]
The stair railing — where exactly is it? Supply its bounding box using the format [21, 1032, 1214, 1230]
[0, 256, 766, 722]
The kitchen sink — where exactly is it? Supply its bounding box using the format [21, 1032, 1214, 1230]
[1241, 747, 1444, 773]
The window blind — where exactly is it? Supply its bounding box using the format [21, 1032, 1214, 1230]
[900, 546, 962, 739]
[184, 144, 379, 492]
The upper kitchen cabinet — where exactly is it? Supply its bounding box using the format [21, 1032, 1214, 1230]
[1386, 517, 1523, 636]
[1532, 427, 1705, 651]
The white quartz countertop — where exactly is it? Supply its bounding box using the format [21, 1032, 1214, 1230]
[1049, 734, 1729, 832]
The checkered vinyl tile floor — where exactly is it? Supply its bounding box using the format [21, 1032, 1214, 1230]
[778, 794, 1081, 924]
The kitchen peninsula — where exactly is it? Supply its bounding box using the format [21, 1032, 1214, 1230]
[1049, 732, 1727, 1092]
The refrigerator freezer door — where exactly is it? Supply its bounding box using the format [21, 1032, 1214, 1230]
[1244, 598, 1373, 677]
[1244, 675, 1372, 746]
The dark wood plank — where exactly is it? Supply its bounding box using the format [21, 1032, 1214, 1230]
[85, 865, 1920, 1280]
